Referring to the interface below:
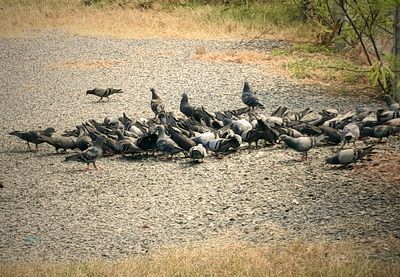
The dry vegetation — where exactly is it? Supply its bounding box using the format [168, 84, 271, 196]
[1, 240, 400, 277]
[0, 0, 308, 40]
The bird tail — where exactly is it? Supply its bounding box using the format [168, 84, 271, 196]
[111, 89, 124, 94]
[9, 131, 22, 137]
[271, 106, 288, 117]
[357, 145, 375, 160]
[314, 134, 328, 146]
[64, 154, 79, 162]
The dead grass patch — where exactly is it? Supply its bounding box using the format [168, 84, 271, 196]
[195, 49, 271, 64]
[1, 239, 399, 277]
[47, 59, 122, 69]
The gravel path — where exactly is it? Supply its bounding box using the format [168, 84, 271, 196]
[0, 32, 399, 262]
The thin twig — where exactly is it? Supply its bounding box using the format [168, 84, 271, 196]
[314, 65, 369, 72]
[232, 28, 271, 50]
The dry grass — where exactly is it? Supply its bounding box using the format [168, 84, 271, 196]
[1, 240, 399, 277]
[47, 59, 122, 69]
[0, 0, 306, 40]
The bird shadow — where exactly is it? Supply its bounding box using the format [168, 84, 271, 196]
[86, 99, 115, 105]
[180, 160, 204, 168]
[325, 164, 355, 171]
[0, 148, 33, 154]
[36, 152, 70, 157]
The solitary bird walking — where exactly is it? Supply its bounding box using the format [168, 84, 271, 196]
[86, 87, 124, 102]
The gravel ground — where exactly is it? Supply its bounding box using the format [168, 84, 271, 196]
[0, 32, 399, 262]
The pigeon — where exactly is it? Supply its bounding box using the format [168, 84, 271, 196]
[287, 107, 312, 121]
[318, 126, 341, 145]
[340, 122, 360, 149]
[9, 127, 56, 151]
[384, 95, 400, 111]
[136, 132, 158, 155]
[385, 118, 400, 126]
[241, 81, 264, 110]
[361, 125, 400, 142]
[115, 130, 144, 156]
[180, 93, 195, 118]
[326, 145, 374, 166]
[155, 125, 185, 156]
[39, 135, 77, 153]
[150, 88, 164, 118]
[166, 126, 196, 151]
[86, 87, 124, 102]
[191, 131, 220, 146]
[76, 125, 93, 151]
[377, 109, 400, 123]
[189, 144, 207, 162]
[64, 134, 106, 170]
[206, 133, 242, 154]
[279, 134, 326, 160]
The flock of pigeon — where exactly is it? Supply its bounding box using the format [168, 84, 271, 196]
[9, 82, 400, 170]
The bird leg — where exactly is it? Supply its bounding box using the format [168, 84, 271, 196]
[98, 97, 103, 102]
[93, 162, 102, 171]
[35, 144, 39, 152]
[26, 142, 32, 151]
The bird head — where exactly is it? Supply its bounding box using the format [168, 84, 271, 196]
[44, 127, 56, 136]
[277, 134, 290, 144]
[243, 81, 251, 93]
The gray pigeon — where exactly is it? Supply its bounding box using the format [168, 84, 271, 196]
[191, 131, 220, 146]
[155, 125, 184, 156]
[64, 134, 106, 170]
[279, 134, 326, 160]
[76, 125, 93, 151]
[241, 81, 264, 110]
[150, 88, 165, 118]
[86, 87, 124, 102]
[340, 122, 360, 149]
[115, 130, 144, 156]
[326, 145, 374, 166]
[377, 109, 400, 123]
[384, 95, 400, 111]
[206, 132, 242, 154]
[361, 125, 400, 142]
[9, 127, 56, 151]
[39, 135, 77, 153]
[189, 144, 207, 162]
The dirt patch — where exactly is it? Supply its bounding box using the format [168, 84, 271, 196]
[355, 144, 400, 185]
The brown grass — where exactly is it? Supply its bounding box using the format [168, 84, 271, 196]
[0, 0, 313, 41]
[0, 1, 250, 40]
[1, 240, 399, 277]
[47, 59, 122, 69]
